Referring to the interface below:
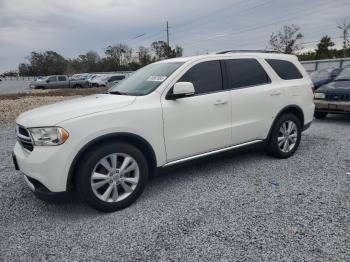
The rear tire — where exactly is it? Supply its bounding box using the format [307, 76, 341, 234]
[314, 111, 328, 119]
[72, 84, 82, 89]
[75, 142, 148, 212]
[265, 114, 302, 159]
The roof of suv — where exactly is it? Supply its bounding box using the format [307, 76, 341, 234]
[157, 52, 298, 63]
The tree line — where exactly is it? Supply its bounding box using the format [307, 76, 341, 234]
[16, 41, 183, 76]
[3, 17, 350, 77]
[268, 18, 350, 60]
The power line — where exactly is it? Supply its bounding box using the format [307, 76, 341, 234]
[127, 0, 261, 45]
[178, 0, 346, 51]
[170, 0, 277, 37]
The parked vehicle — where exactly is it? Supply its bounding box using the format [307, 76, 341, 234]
[313, 66, 350, 119]
[88, 74, 107, 87]
[89, 74, 126, 88]
[13, 52, 314, 212]
[310, 68, 341, 90]
[29, 75, 89, 89]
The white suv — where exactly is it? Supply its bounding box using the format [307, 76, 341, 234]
[13, 52, 315, 212]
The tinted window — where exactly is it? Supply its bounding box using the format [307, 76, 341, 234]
[48, 76, 57, 82]
[179, 61, 222, 94]
[58, 76, 66, 81]
[266, 59, 303, 80]
[109, 75, 125, 82]
[225, 59, 270, 89]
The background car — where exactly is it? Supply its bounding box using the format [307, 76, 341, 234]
[313, 66, 350, 118]
[89, 74, 126, 87]
[29, 75, 89, 89]
[88, 74, 107, 87]
[310, 67, 341, 90]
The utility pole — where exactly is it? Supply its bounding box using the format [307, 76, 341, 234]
[166, 21, 169, 46]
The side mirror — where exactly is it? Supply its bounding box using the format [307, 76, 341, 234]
[166, 82, 195, 100]
[46, 79, 50, 83]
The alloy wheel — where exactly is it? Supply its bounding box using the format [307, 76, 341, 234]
[277, 120, 298, 153]
[90, 153, 140, 203]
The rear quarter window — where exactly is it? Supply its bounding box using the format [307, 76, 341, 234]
[266, 59, 303, 80]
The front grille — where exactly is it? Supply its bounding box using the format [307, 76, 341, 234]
[16, 125, 34, 151]
[325, 93, 350, 101]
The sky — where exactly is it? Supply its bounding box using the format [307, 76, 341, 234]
[0, 0, 349, 72]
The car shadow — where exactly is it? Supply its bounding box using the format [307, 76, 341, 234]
[318, 114, 350, 123]
[34, 146, 268, 217]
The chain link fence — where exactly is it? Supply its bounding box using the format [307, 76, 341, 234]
[301, 58, 350, 73]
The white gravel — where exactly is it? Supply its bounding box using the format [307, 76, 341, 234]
[0, 116, 350, 261]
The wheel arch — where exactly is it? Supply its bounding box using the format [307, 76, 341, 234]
[66, 132, 157, 191]
[267, 105, 305, 141]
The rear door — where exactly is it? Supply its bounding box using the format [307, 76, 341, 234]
[224, 58, 286, 144]
[161, 60, 232, 161]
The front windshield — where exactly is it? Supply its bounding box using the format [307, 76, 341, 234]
[335, 67, 350, 81]
[109, 62, 184, 95]
[310, 69, 331, 81]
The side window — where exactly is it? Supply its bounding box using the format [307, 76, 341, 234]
[179, 60, 222, 95]
[109, 75, 125, 82]
[116, 75, 125, 80]
[266, 59, 303, 80]
[58, 76, 66, 81]
[225, 59, 270, 89]
[48, 76, 57, 82]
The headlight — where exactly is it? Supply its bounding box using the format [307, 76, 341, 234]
[314, 92, 325, 99]
[28, 127, 69, 146]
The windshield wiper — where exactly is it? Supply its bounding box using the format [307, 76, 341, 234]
[108, 90, 129, 95]
[334, 78, 350, 81]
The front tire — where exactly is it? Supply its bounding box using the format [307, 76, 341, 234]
[314, 111, 328, 119]
[266, 114, 302, 159]
[76, 142, 148, 212]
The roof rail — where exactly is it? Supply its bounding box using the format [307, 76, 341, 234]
[216, 50, 281, 54]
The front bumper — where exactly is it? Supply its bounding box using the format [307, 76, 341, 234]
[13, 141, 73, 193]
[315, 100, 350, 114]
[12, 151, 69, 202]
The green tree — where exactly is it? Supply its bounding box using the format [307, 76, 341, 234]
[269, 24, 303, 54]
[19, 51, 67, 76]
[151, 41, 183, 60]
[316, 35, 335, 58]
[105, 44, 133, 69]
[137, 46, 153, 66]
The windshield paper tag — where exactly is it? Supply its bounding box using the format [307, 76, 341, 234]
[147, 76, 167, 82]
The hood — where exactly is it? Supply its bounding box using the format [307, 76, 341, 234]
[317, 80, 350, 94]
[313, 79, 330, 88]
[16, 94, 136, 127]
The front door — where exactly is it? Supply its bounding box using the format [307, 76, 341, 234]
[161, 60, 232, 162]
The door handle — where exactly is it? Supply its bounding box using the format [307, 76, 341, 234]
[214, 99, 228, 105]
[270, 90, 281, 96]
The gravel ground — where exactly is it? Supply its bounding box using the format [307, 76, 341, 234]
[0, 87, 107, 125]
[1, 115, 350, 261]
